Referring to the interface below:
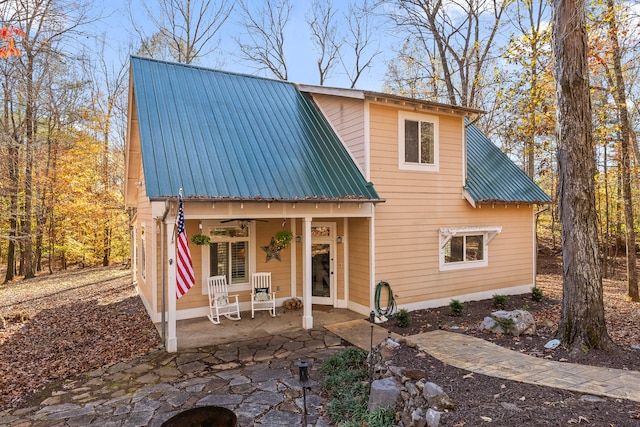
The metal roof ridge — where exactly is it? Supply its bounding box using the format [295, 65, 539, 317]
[130, 55, 296, 87]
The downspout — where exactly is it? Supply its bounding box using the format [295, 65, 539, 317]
[157, 200, 170, 349]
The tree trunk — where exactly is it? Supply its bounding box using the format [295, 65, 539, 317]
[21, 53, 35, 279]
[602, 142, 610, 279]
[3, 83, 18, 283]
[606, 0, 639, 302]
[552, 0, 613, 351]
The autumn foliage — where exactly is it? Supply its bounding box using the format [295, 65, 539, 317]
[0, 26, 23, 58]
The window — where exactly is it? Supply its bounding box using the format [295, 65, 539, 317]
[399, 111, 439, 171]
[439, 226, 501, 271]
[444, 235, 484, 263]
[209, 226, 249, 284]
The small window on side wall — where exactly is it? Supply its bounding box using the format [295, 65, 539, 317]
[439, 226, 501, 271]
[399, 111, 439, 172]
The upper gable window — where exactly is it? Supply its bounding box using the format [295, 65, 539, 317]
[399, 111, 439, 172]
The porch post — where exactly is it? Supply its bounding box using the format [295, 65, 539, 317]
[302, 217, 313, 329]
[167, 222, 178, 352]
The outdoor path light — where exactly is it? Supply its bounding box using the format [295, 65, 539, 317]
[369, 310, 375, 385]
[298, 360, 310, 426]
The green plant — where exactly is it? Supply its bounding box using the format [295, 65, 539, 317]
[190, 234, 210, 245]
[493, 316, 515, 332]
[492, 294, 508, 310]
[320, 348, 380, 425]
[449, 299, 464, 316]
[274, 230, 293, 249]
[531, 286, 544, 301]
[395, 308, 410, 327]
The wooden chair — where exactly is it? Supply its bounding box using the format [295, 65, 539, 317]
[251, 272, 276, 319]
[207, 275, 241, 324]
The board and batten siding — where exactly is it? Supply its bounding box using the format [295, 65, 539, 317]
[311, 94, 366, 173]
[368, 103, 535, 308]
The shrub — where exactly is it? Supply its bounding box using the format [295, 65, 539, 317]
[395, 308, 410, 327]
[492, 294, 508, 310]
[449, 299, 464, 316]
[531, 286, 544, 301]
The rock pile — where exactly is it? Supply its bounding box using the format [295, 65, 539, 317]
[367, 338, 453, 427]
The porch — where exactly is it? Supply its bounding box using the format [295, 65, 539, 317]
[158, 307, 364, 350]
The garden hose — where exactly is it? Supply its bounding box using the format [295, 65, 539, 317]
[374, 281, 397, 318]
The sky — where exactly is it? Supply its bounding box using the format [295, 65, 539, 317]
[95, 0, 395, 91]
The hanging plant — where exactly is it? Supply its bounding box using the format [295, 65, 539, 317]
[190, 234, 211, 245]
[275, 230, 293, 249]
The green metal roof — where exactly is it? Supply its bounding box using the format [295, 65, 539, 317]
[465, 124, 552, 204]
[130, 56, 380, 202]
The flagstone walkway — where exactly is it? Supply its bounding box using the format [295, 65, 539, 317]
[2, 316, 639, 427]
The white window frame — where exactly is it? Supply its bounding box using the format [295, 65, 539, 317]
[201, 221, 256, 294]
[439, 226, 501, 271]
[398, 111, 439, 172]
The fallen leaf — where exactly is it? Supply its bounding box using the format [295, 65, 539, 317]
[480, 416, 492, 422]
[463, 373, 474, 379]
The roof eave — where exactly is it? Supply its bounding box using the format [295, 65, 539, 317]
[148, 196, 385, 203]
[474, 198, 554, 206]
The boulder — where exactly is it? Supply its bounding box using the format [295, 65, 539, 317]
[479, 309, 536, 336]
[368, 376, 402, 412]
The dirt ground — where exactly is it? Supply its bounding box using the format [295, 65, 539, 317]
[383, 251, 640, 425]
[0, 266, 161, 409]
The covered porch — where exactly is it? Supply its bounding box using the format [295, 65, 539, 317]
[152, 199, 377, 352]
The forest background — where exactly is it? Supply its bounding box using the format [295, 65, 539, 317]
[1, 0, 639, 285]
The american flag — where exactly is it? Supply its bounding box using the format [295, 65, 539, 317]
[176, 192, 195, 298]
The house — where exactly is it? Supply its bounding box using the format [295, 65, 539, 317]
[125, 56, 552, 352]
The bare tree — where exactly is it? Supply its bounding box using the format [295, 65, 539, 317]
[235, 0, 291, 80]
[383, 38, 438, 98]
[552, 0, 613, 351]
[132, 0, 233, 64]
[341, 0, 382, 88]
[391, 0, 509, 108]
[306, 0, 341, 86]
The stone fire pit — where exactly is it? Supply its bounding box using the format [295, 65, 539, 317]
[161, 406, 237, 427]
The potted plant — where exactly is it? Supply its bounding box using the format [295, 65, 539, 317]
[274, 230, 293, 249]
[190, 234, 211, 245]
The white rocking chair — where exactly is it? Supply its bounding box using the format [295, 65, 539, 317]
[251, 272, 276, 319]
[207, 275, 241, 324]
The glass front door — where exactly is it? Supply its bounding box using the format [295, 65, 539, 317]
[311, 224, 335, 305]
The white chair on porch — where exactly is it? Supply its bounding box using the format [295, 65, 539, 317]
[251, 272, 276, 318]
[207, 275, 241, 324]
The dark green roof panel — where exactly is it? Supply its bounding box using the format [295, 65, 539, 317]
[130, 56, 380, 201]
[465, 124, 552, 204]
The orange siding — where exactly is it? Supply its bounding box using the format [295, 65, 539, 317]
[369, 103, 535, 306]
